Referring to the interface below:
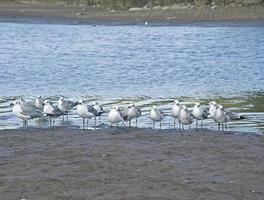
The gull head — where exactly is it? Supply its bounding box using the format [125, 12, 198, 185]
[152, 106, 157, 111]
[59, 97, 64, 101]
[194, 102, 200, 107]
[181, 105, 188, 111]
[36, 96, 42, 100]
[129, 103, 135, 108]
[218, 105, 224, 110]
[78, 99, 84, 105]
[10, 100, 20, 106]
[93, 102, 98, 105]
[174, 100, 180, 105]
[209, 101, 217, 107]
[44, 100, 51, 105]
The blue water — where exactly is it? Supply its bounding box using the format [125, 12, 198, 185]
[0, 20, 263, 132]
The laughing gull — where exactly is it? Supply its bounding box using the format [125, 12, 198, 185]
[150, 106, 164, 129]
[76, 99, 97, 129]
[92, 102, 104, 124]
[171, 99, 181, 129]
[122, 103, 142, 127]
[43, 99, 64, 125]
[57, 97, 78, 119]
[10, 99, 43, 126]
[35, 96, 44, 110]
[192, 103, 208, 129]
[209, 101, 218, 118]
[108, 106, 123, 128]
[213, 104, 229, 131]
[178, 106, 193, 130]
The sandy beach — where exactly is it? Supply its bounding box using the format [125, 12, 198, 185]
[0, 127, 263, 200]
[0, 2, 264, 23]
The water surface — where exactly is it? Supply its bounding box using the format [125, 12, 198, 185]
[0, 20, 263, 133]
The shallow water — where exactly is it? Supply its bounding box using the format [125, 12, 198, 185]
[0, 20, 263, 133]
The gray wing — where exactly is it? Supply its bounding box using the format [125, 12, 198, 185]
[226, 111, 245, 120]
[120, 107, 128, 116]
[53, 106, 65, 116]
[99, 105, 104, 113]
[158, 108, 164, 115]
[87, 105, 98, 115]
[64, 100, 78, 110]
[21, 103, 43, 118]
[202, 111, 209, 119]
[118, 108, 128, 121]
[22, 101, 36, 108]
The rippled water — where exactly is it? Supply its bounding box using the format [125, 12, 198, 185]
[0, 20, 263, 133]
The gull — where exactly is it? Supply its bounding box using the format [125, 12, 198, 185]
[92, 102, 104, 124]
[209, 101, 244, 121]
[10, 99, 43, 127]
[76, 99, 97, 129]
[108, 106, 123, 128]
[57, 97, 77, 120]
[209, 101, 218, 118]
[43, 100, 64, 125]
[171, 99, 181, 129]
[192, 103, 208, 129]
[19, 97, 43, 111]
[178, 106, 193, 130]
[150, 106, 164, 129]
[213, 105, 229, 131]
[35, 96, 44, 110]
[122, 103, 142, 127]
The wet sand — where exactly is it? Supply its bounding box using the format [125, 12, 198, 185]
[0, 127, 263, 200]
[0, 2, 264, 23]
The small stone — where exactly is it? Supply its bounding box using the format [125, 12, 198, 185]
[252, 190, 255, 193]
[229, 181, 234, 184]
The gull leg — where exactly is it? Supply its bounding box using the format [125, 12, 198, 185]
[174, 119, 176, 129]
[82, 118, 85, 130]
[136, 118, 138, 127]
[153, 121, 155, 129]
[201, 120, 203, 129]
[94, 117, 97, 126]
[160, 122, 162, 129]
[49, 117, 52, 127]
[129, 120, 131, 127]
[196, 120, 198, 130]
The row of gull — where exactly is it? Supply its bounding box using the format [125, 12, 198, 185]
[9, 96, 243, 131]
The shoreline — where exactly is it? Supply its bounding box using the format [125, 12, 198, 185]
[0, 2, 264, 24]
[0, 127, 263, 199]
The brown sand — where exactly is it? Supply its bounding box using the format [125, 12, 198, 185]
[0, 127, 263, 200]
[0, 2, 264, 23]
